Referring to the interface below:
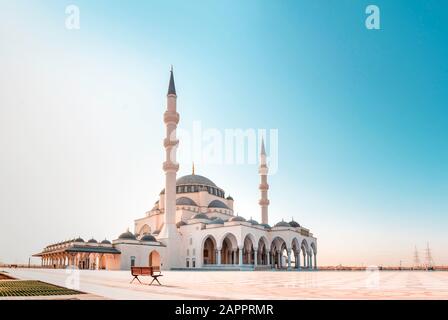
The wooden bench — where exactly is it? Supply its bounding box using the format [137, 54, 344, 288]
[130, 266, 163, 285]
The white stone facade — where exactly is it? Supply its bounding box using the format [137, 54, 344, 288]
[36, 69, 317, 271]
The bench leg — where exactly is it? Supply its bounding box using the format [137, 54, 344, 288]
[149, 277, 161, 286]
[130, 276, 142, 284]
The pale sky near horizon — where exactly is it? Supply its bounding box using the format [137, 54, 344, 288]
[0, 1, 447, 266]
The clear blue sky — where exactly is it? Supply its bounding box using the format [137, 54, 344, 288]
[0, 0, 447, 266]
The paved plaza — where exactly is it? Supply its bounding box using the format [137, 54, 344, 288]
[2, 268, 448, 300]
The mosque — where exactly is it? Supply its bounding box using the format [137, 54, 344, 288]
[35, 69, 318, 271]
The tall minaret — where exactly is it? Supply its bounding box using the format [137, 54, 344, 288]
[259, 137, 270, 224]
[159, 66, 179, 240]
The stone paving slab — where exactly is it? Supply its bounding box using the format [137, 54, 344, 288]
[3, 268, 448, 300]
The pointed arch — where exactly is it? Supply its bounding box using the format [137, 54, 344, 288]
[149, 250, 161, 267]
[257, 236, 269, 266]
[219, 232, 238, 265]
[242, 233, 256, 265]
[201, 235, 217, 265]
[310, 242, 317, 255]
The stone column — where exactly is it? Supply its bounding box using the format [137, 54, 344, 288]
[238, 248, 243, 266]
[253, 248, 258, 267]
[217, 249, 222, 265]
[314, 254, 317, 270]
[267, 251, 271, 267]
[296, 252, 301, 269]
[287, 249, 292, 270]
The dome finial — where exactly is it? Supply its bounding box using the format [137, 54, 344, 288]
[192, 162, 195, 175]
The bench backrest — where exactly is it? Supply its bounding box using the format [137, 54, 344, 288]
[151, 266, 160, 273]
[131, 266, 160, 276]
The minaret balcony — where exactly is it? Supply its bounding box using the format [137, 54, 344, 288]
[259, 199, 270, 206]
[259, 183, 269, 190]
[164, 111, 180, 124]
[163, 161, 179, 172]
[164, 138, 179, 148]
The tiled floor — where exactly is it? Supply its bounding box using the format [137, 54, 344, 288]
[3, 268, 448, 300]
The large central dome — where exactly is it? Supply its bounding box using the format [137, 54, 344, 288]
[176, 174, 216, 187]
[160, 174, 225, 198]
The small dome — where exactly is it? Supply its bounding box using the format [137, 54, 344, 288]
[274, 221, 291, 228]
[101, 239, 111, 244]
[74, 237, 84, 243]
[289, 220, 301, 228]
[247, 218, 259, 225]
[260, 223, 271, 229]
[208, 218, 225, 225]
[192, 213, 209, 220]
[226, 196, 234, 201]
[176, 221, 187, 228]
[140, 234, 157, 242]
[87, 238, 98, 243]
[208, 200, 229, 209]
[230, 216, 246, 222]
[176, 197, 198, 206]
[118, 231, 137, 240]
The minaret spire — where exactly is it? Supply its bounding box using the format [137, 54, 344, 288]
[258, 137, 270, 224]
[159, 66, 180, 240]
[168, 65, 176, 95]
[261, 137, 266, 156]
